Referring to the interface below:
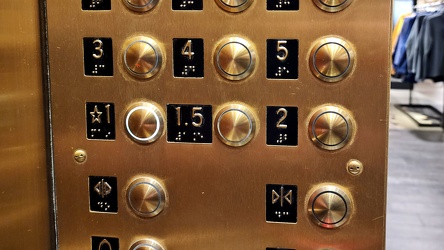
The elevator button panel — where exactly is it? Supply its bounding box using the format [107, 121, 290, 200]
[130, 239, 165, 250]
[313, 0, 352, 12]
[47, 0, 391, 248]
[309, 37, 355, 82]
[308, 185, 352, 228]
[215, 104, 256, 147]
[215, 0, 253, 12]
[123, 0, 159, 12]
[127, 177, 167, 218]
[125, 102, 165, 144]
[309, 106, 353, 151]
[123, 37, 163, 79]
[215, 37, 256, 81]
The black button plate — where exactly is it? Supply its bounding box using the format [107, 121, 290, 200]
[266, 106, 298, 146]
[82, 0, 111, 10]
[86, 102, 116, 140]
[267, 0, 299, 11]
[172, 0, 203, 10]
[92, 236, 119, 250]
[266, 184, 297, 223]
[167, 104, 212, 143]
[89, 176, 118, 213]
[173, 38, 204, 78]
[267, 39, 299, 79]
[83, 38, 113, 76]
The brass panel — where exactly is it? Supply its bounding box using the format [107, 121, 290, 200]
[46, 0, 391, 249]
[0, 0, 52, 249]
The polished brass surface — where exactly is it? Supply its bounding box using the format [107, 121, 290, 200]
[127, 177, 167, 218]
[308, 185, 352, 229]
[215, 37, 256, 81]
[309, 106, 354, 151]
[309, 37, 355, 82]
[123, 0, 159, 12]
[215, 0, 253, 12]
[0, 0, 52, 249]
[73, 149, 87, 163]
[216, 104, 256, 147]
[313, 0, 352, 12]
[125, 102, 164, 144]
[347, 159, 364, 176]
[124, 37, 162, 79]
[46, 0, 391, 248]
[129, 239, 165, 250]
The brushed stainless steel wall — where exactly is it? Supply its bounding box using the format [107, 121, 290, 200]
[0, 1, 52, 249]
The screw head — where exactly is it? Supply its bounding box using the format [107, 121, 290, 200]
[347, 159, 363, 176]
[74, 149, 87, 163]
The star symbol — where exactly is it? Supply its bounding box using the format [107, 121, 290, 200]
[90, 105, 102, 124]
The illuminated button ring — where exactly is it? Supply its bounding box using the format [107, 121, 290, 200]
[125, 102, 164, 144]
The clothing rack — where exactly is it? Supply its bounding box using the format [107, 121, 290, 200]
[413, 0, 444, 10]
[394, 0, 444, 130]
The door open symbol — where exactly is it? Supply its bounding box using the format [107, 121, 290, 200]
[272, 186, 293, 207]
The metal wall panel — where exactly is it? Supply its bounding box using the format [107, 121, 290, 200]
[0, 0, 52, 249]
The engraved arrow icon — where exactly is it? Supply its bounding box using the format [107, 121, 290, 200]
[94, 179, 112, 198]
[98, 239, 112, 250]
[272, 187, 293, 207]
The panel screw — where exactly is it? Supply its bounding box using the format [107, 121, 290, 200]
[347, 159, 363, 176]
[74, 149, 87, 164]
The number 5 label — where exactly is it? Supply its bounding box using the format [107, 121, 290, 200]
[267, 39, 299, 80]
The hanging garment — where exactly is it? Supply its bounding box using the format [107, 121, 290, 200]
[393, 14, 417, 75]
[392, 13, 412, 74]
[422, 9, 444, 80]
[406, 12, 430, 75]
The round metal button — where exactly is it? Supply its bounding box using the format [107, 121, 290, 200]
[125, 102, 164, 144]
[216, 104, 256, 147]
[308, 185, 352, 228]
[127, 177, 167, 218]
[215, 37, 256, 81]
[123, 0, 159, 12]
[129, 239, 165, 250]
[215, 0, 253, 12]
[309, 106, 353, 151]
[309, 37, 355, 83]
[313, 0, 352, 12]
[123, 37, 162, 79]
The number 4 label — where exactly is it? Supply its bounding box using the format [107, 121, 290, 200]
[173, 38, 204, 78]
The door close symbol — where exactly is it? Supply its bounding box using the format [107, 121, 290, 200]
[98, 239, 112, 250]
[272, 186, 293, 207]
